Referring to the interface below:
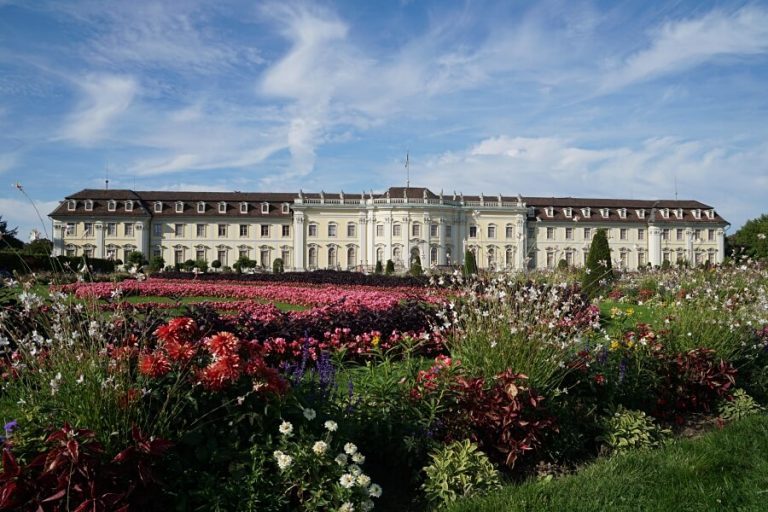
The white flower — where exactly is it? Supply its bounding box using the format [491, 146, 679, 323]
[278, 421, 294, 436]
[351, 452, 366, 464]
[339, 473, 356, 489]
[335, 453, 348, 466]
[339, 502, 355, 512]
[343, 442, 357, 455]
[312, 441, 328, 456]
[273, 450, 284, 459]
[368, 483, 383, 498]
[361, 500, 374, 512]
[303, 408, 316, 420]
[348, 464, 362, 476]
[356, 473, 371, 487]
[276, 453, 293, 471]
[324, 420, 338, 432]
[75, 374, 84, 384]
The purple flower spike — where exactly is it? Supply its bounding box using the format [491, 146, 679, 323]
[3, 420, 17, 433]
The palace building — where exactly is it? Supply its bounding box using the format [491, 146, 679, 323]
[49, 186, 729, 271]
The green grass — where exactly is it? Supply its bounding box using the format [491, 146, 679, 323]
[447, 413, 768, 512]
[599, 300, 664, 328]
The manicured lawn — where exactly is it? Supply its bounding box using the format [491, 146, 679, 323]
[447, 413, 768, 512]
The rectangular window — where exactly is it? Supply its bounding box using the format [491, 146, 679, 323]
[638, 228, 645, 241]
[153, 223, 162, 236]
[107, 201, 115, 212]
[348, 224, 356, 237]
[174, 249, 183, 265]
[620, 228, 627, 240]
[393, 224, 401, 237]
[106, 223, 116, 236]
[175, 224, 184, 237]
[546, 227, 554, 240]
[412, 224, 420, 237]
[239, 224, 248, 237]
[218, 203, 226, 214]
[196, 249, 205, 261]
[565, 227, 573, 240]
[260, 248, 269, 266]
[240, 203, 248, 213]
[506, 226, 513, 238]
[217, 250, 227, 266]
[282, 249, 290, 264]
[309, 224, 318, 237]
[376, 225, 384, 237]
[328, 224, 337, 237]
[67, 200, 76, 211]
[487, 225, 496, 238]
[196, 224, 206, 237]
[430, 224, 438, 237]
[584, 227, 592, 240]
[65, 223, 76, 236]
[197, 203, 205, 213]
[708, 229, 715, 241]
[676, 229, 684, 241]
[152, 247, 161, 259]
[694, 229, 701, 241]
[261, 224, 269, 237]
[218, 224, 227, 237]
[175, 202, 183, 213]
[638, 251, 646, 267]
[282, 203, 290, 214]
[124, 223, 134, 237]
[445, 225, 452, 238]
[125, 201, 133, 212]
[546, 251, 555, 269]
[239, 249, 248, 260]
[469, 225, 477, 238]
[662, 229, 670, 241]
[282, 225, 290, 237]
[84, 223, 93, 237]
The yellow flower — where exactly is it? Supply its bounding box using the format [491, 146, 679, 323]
[371, 335, 380, 348]
[610, 307, 621, 318]
[610, 340, 621, 351]
[626, 308, 635, 317]
[627, 340, 635, 349]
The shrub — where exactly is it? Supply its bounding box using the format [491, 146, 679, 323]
[582, 228, 613, 298]
[149, 256, 165, 272]
[598, 407, 670, 455]
[421, 440, 501, 508]
[183, 259, 196, 271]
[210, 259, 221, 271]
[385, 259, 395, 275]
[718, 388, 763, 422]
[127, 251, 146, 268]
[557, 259, 568, 271]
[374, 260, 383, 275]
[194, 259, 208, 272]
[463, 250, 477, 276]
[410, 253, 423, 276]
[272, 257, 284, 274]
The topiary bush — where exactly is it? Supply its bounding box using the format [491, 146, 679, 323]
[385, 259, 395, 275]
[410, 253, 423, 276]
[463, 250, 477, 276]
[582, 228, 613, 298]
[272, 257, 284, 274]
[374, 260, 383, 275]
[421, 440, 501, 508]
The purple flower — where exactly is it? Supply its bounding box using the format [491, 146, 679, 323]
[3, 420, 17, 433]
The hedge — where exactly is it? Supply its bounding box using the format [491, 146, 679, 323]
[0, 252, 115, 274]
[157, 269, 429, 288]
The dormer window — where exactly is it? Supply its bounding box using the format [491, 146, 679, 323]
[84, 200, 94, 211]
[261, 202, 269, 214]
[600, 208, 609, 218]
[545, 206, 554, 217]
[282, 203, 290, 214]
[581, 207, 591, 218]
[125, 200, 133, 212]
[564, 207, 572, 218]
[197, 201, 206, 214]
[618, 208, 627, 219]
[692, 209, 701, 219]
[218, 202, 227, 214]
[107, 200, 116, 212]
[674, 208, 683, 219]
[706, 209, 715, 219]
[661, 208, 669, 219]
[175, 201, 184, 213]
[67, 200, 77, 211]
[154, 201, 163, 213]
[240, 202, 248, 214]
[636, 209, 645, 219]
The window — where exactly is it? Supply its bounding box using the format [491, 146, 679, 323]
[376, 225, 384, 237]
[84, 223, 93, 237]
[239, 248, 248, 260]
[197, 202, 205, 213]
[546, 251, 555, 269]
[65, 223, 76, 236]
[125, 201, 133, 212]
[196, 248, 205, 261]
[347, 223, 356, 238]
[618, 208, 627, 219]
[546, 227, 554, 240]
[662, 229, 670, 241]
[581, 207, 591, 218]
[261, 224, 269, 237]
[506, 225, 514, 238]
[469, 225, 477, 238]
[430, 247, 438, 265]
[565, 227, 573, 240]
[412, 223, 420, 237]
[107, 200, 116, 212]
[430, 223, 438, 237]
[261, 203, 269, 214]
[663, 251, 671, 263]
[175, 224, 184, 237]
[196, 224, 206, 237]
[84, 246, 94, 258]
[347, 247, 356, 268]
[328, 223, 337, 237]
[676, 229, 684, 241]
[218, 224, 227, 237]
[393, 247, 402, 263]
[282, 203, 290, 214]
[239, 224, 248, 237]
[600, 208, 609, 218]
[708, 229, 715, 241]
[661, 208, 669, 219]
[445, 225, 452, 238]
[282, 225, 290, 237]
[308, 247, 317, 267]
[694, 229, 701, 241]
[392, 224, 401, 237]
[564, 207, 572, 218]
[125, 223, 134, 237]
[281, 248, 290, 265]
[638, 251, 646, 267]
[619, 251, 628, 268]
[84, 200, 93, 211]
[240, 202, 248, 214]
[106, 222, 116, 236]
[173, 248, 184, 265]
[506, 248, 514, 268]
[638, 228, 645, 241]
[636, 209, 645, 219]
[620, 228, 627, 240]
[674, 208, 683, 219]
[487, 225, 496, 239]
[154, 202, 163, 213]
[376, 247, 384, 263]
[260, 248, 269, 267]
[153, 223, 162, 236]
[545, 206, 554, 217]
[175, 202, 184, 213]
[67, 200, 76, 211]
[565, 250, 574, 267]
[217, 250, 227, 266]
[584, 228, 592, 240]
[692, 209, 701, 219]
[218, 202, 227, 214]
[328, 247, 337, 267]
[308, 224, 318, 237]
[152, 247, 161, 259]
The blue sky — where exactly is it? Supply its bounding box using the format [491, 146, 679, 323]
[1, 0, 767, 240]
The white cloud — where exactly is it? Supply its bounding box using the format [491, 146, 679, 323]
[61, 74, 137, 144]
[0, 197, 60, 241]
[602, 5, 768, 91]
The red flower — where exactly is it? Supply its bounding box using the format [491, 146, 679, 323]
[197, 354, 241, 390]
[138, 351, 171, 378]
[205, 332, 240, 357]
[594, 374, 606, 386]
[164, 339, 197, 363]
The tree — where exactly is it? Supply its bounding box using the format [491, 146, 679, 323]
[410, 252, 423, 276]
[211, 259, 222, 271]
[374, 260, 383, 275]
[26, 238, 53, 255]
[0, 216, 23, 249]
[730, 214, 768, 260]
[148, 256, 165, 272]
[463, 249, 477, 276]
[385, 259, 395, 275]
[127, 251, 146, 268]
[272, 257, 284, 274]
[582, 228, 613, 298]
[194, 259, 208, 272]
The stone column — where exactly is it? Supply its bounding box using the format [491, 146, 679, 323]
[438, 218, 446, 265]
[95, 222, 105, 258]
[358, 215, 367, 269]
[516, 217, 526, 270]
[293, 212, 305, 270]
[404, 215, 411, 269]
[716, 228, 725, 263]
[685, 228, 694, 265]
[385, 215, 393, 261]
[367, 211, 376, 267]
[424, 215, 431, 267]
[648, 226, 662, 267]
[136, 222, 148, 258]
[53, 222, 64, 256]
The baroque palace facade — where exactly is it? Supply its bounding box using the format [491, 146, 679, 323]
[49, 186, 729, 272]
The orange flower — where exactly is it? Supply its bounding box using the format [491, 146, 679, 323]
[138, 351, 171, 378]
[205, 332, 240, 357]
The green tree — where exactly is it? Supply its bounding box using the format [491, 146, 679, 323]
[148, 256, 165, 272]
[0, 216, 23, 249]
[410, 252, 423, 276]
[463, 249, 477, 276]
[211, 259, 222, 271]
[127, 251, 146, 268]
[194, 259, 208, 272]
[374, 260, 383, 275]
[26, 238, 53, 255]
[582, 228, 613, 298]
[730, 214, 768, 260]
[272, 257, 284, 274]
[385, 259, 395, 275]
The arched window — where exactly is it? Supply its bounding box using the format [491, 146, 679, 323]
[430, 247, 438, 265]
[376, 247, 384, 262]
[347, 247, 356, 268]
[506, 248, 515, 268]
[308, 247, 317, 268]
[393, 246, 402, 264]
[328, 246, 337, 267]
